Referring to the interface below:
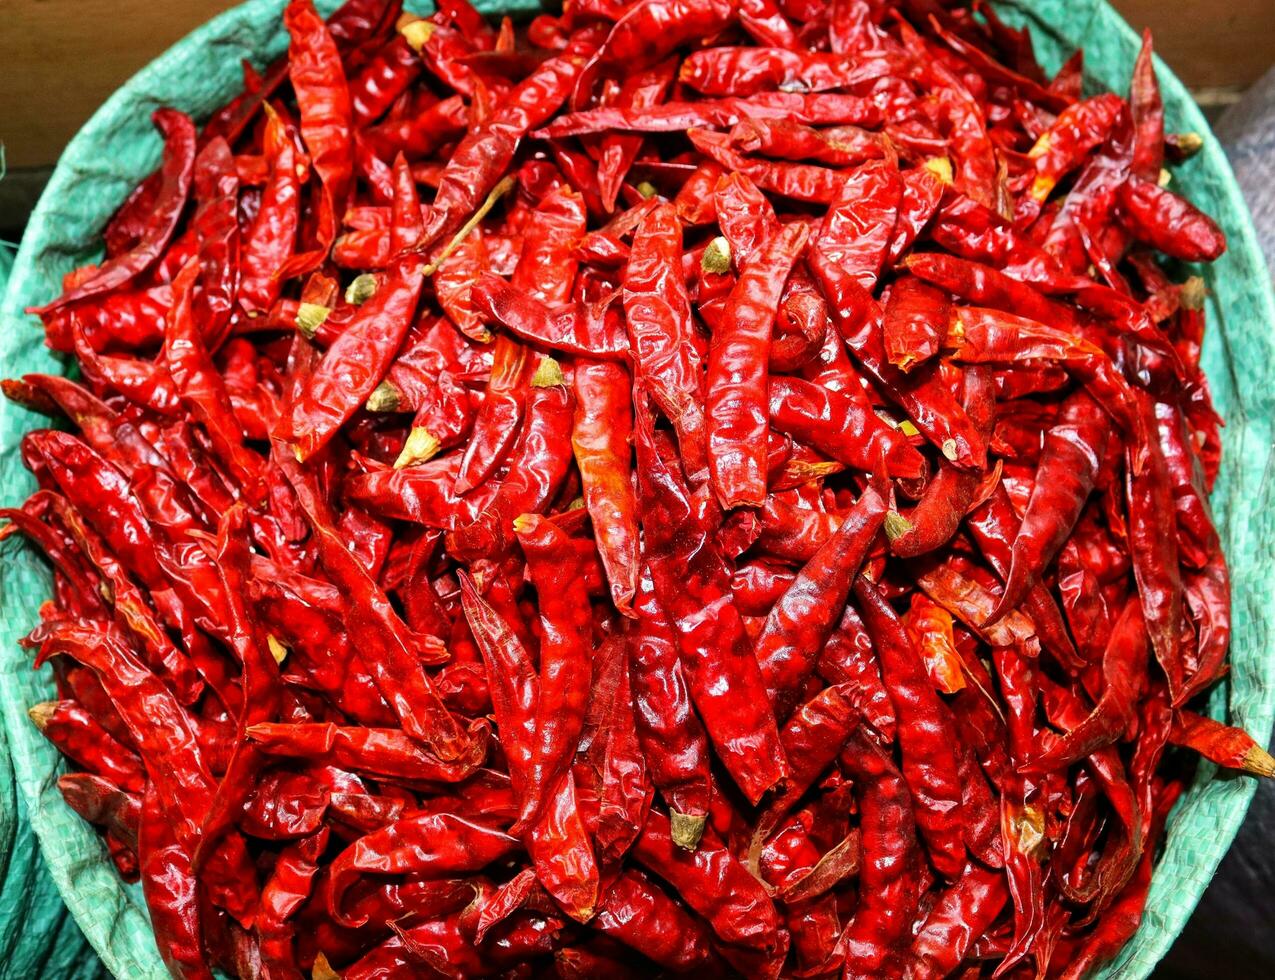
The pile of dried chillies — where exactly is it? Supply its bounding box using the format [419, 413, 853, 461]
[4, 0, 1269, 976]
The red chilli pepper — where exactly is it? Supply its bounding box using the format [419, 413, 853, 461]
[707, 220, 808, 509]
[32, 109, 196, 315]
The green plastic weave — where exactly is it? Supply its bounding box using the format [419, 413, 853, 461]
[0, 243, 105, 980]
[0, 1, 1271, 976]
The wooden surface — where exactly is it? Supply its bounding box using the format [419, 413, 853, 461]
[1114, 0, 1275, 92]
[2, 0, 232, 170]
[0, 0, 1273, 170]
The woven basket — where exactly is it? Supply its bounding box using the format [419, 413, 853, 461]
[0, 242, 104, 979]
[1, 1, 1271, 976]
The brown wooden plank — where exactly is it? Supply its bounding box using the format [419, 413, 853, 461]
[0, 0, 233, 169]
[1108, 0, 1275, 91]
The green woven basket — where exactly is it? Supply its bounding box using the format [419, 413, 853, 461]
[0, 243, 105, 980]
[1, 1, 1272, 976]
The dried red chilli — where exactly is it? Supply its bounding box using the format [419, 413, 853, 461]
[33, 109, 197, 315]
[10, 1, 1256, 976]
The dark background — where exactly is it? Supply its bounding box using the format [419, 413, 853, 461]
[1, 3, 1272, 977]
